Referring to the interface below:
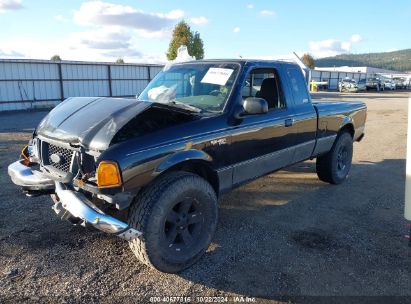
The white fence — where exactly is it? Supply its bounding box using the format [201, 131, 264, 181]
[0, 59, 163, 111]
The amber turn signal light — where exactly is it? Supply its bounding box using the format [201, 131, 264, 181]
[97, 161, 122, 188]
[21, 145, 30, 166]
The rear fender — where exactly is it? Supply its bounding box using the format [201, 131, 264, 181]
[340, 116, 354, 130]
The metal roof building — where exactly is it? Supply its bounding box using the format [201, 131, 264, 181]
[312, 66, 411, 90]
[315, 66, 405, 75]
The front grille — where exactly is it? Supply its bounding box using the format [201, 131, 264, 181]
[47, 143, 75, 173]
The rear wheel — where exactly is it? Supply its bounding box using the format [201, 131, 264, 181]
[316, 132, 353, 184]
[128, 171, 218, 273]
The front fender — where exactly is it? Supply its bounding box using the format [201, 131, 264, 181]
[155, 149, 213, 173]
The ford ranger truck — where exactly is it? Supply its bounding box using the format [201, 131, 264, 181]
[8, 60, 367, 273]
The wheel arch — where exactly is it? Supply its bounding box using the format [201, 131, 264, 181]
[155, 150, 219, 196]
[339, 119, 354, 138]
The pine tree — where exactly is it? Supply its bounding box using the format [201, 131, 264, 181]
[166, 21, 204, 60]
[191, 32, 204, 60]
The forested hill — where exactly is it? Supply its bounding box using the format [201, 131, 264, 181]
[315, 49, 411, 72]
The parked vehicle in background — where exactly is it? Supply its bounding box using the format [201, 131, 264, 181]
[338, 78, 365, 93]
[366, 78, 384, 91]
[393, 77, 407, 89]
[357, 79, 367, 92]
[338, 78, 359, 92]
[383, 79, 396, 90]
[8, 59, 367, 273]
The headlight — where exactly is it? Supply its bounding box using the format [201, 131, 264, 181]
[97, 161, 122, 188]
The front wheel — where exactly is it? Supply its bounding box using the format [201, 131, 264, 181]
[128, 171, 218, 273]
[316, 132, 353, 184]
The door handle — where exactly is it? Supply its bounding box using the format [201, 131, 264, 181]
[285, 118, 294, 127]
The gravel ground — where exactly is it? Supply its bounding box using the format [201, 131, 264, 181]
[0, 92, 410, 303]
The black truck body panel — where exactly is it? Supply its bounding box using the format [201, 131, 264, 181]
[31, 59, 366, 198]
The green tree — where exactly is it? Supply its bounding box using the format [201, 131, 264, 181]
[191, 31, 204, 60]
[302, 53, 315, 69]
[166, 21, 204, 60]
[50, 54, 62, 61]
[115, 58, 125, 64]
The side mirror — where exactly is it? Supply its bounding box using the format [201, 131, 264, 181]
[242, 97, 268, 115]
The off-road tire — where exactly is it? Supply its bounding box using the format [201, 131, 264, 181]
[316, 132, 353, 184]
[128, 171, 218, 273]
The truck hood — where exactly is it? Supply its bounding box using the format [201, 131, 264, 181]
[36, 97, 151, 151]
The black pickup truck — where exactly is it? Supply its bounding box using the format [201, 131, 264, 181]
[8, 60, 367, 273]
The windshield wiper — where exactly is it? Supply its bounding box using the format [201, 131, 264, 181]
[167, 99, 203, 113]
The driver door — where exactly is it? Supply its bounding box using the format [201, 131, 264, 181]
[230, 67, 297, 185]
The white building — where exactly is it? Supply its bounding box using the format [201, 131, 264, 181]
[312, 66, 411, 90]
[315, 66, 403, 75]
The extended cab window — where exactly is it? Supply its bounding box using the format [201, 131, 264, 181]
[242, 68, 285, 110]
[286, 68, 310, 105]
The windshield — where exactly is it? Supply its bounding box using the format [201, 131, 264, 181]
[138, 62, 240, 113]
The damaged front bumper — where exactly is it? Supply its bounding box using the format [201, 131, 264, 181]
[8, 160, 55, 192]
[7, 160, 141, 241]
[54, 182, 141, 241]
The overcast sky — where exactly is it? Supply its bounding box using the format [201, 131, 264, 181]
[0, 0, 410, 63]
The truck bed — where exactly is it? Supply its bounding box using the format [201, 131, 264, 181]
[313, 101, 367, 142]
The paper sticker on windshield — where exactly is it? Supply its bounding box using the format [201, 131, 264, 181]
[201, 68, 234, 86]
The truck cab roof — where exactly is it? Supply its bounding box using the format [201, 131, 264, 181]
[174, 58, 300, 68]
